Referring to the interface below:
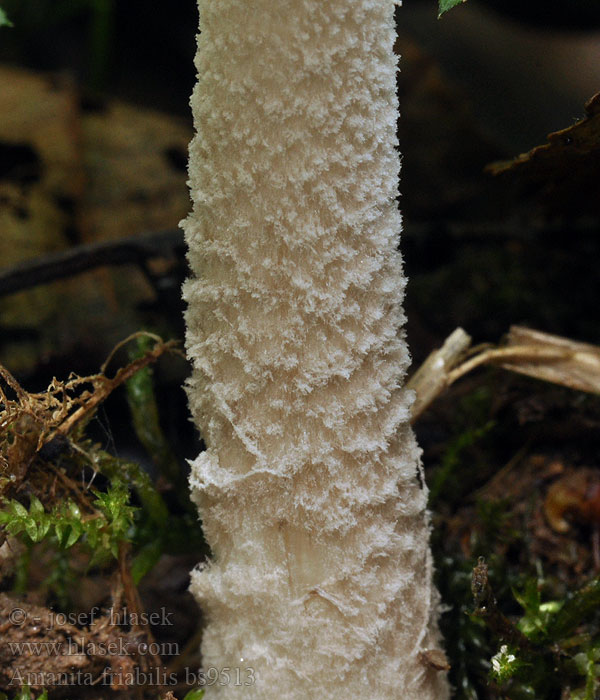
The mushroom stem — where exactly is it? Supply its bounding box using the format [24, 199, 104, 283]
[183, 1, 448, 697]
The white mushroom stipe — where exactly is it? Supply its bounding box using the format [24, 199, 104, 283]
[182, 1, 449, 697]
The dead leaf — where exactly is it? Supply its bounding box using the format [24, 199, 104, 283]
[544, 468, 600, 533]
[420, 648, 451, 672]
[487, 92, 600, 216]
[502, 326, 600, 396]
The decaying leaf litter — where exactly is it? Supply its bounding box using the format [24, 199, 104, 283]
[0, 334, 207, 696]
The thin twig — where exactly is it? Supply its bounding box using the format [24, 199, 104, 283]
[0, 229, 184, 298]
[118, 541, 163, 671]
[53, 337, 178, 439]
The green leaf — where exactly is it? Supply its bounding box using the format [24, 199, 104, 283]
[67, 502, 81, 519]
[14, 686, 32, 700]
[65, 521, 83, 548]
[24, 518, 38, 542]
[438, 0, 467, 18]
[90, 480, 137, 558]
[94, 451, 167, 526]
[513, 579, 562, 643]
[29, 496, 44, 516]
[37, 518, 51, 540]
[547, 578, 600, 640]
[5, 519, 25, 536]
[0, 8, 13, 28]
[183, 690, 205, 700]
[12, 501, 28, 519]
[54, 520, 67, 546]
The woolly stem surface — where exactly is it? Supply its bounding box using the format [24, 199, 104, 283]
[183, 1, 448, 697]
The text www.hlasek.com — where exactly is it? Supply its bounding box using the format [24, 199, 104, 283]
[8, 637, 178, 658]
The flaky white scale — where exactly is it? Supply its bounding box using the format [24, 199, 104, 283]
[183, 1, 448, 697]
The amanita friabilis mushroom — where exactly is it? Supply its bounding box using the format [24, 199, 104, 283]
[182, 1, 448, 697]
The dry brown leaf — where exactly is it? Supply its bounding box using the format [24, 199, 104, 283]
[409, 325, 600, 420]
[487, 92, 600, 216]
[544, 469, 600, 534]
[0, 67, 83, 370]
[501, 326, 600, 395]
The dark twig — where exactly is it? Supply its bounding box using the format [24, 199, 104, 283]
[118, 541, 164, 674]
[0, 229, 185, 298]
